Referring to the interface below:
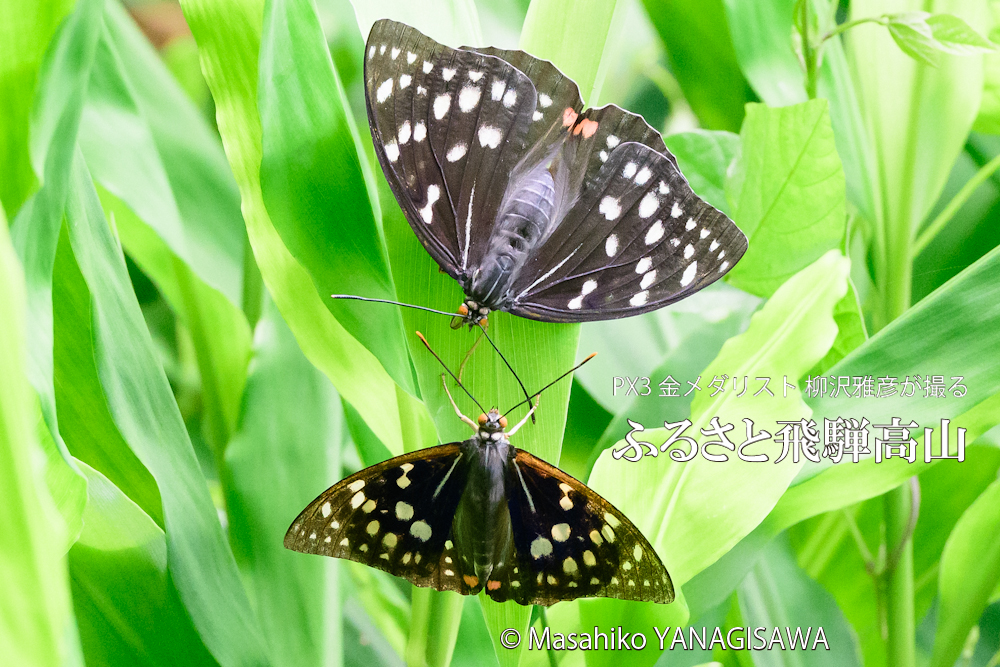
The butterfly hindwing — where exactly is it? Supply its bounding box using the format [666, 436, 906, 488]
[285, 443, 472, 592]
[509, 138, 747, 321]
[491, 448, 674, 606]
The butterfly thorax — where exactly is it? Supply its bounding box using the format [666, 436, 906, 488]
[451, 411, 517, 590]
[464, 164, 557, 313]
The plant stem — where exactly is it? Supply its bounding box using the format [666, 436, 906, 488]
[913, 152, 1000, 257]
[800, 0, 818, 99]
[883, 480, 918, 667]
[820, 16, 886, 43]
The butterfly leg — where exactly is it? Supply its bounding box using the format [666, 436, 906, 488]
[440, 373, 479, 432]
[506, 395, 539, 437]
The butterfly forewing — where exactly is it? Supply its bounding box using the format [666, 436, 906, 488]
[284, 443, 472, 591]
[493, 449, 673, 606]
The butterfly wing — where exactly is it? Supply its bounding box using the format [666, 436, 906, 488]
[365, 20, 540, 279]
[488, 448, 673, 606]
[285, 443, 475, 593]
[507, 113, 747, 322]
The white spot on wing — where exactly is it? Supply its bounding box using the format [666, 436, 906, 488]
[413, 121, 426, 142]
[700, 228, 710, 239]
[478, 125, 502, 148]
[351, 491, 365, 509]
[442, 67, 456, 81]
[384, 141, 399, 162]
[599, 150, 608, 162]
[366, 520, 379, 535]
[530, 536, 553, 558]
[410, 520, 432, 541]
[640, 270, 656, 289]
[533, 111, 544, 121]
[710, 239, 719, 251]
[407, 52, 416, 64]
[671, 202, 683, 218]
[606, 135, 620, 148]
[491, 80, 505, 101]
[719, 261, 729, 271]
[630, 291, 648, 306]
[622, 162, 637, 179]
[681, 261, 698, 286]
[502, 89, 517, 108]
[419, 184, 440, 224]
[581, 279, 597, 295]
[538, 93, 552, 107]
[685, 218, 697, 231]
[395, 501, 413, 521]
[398, 121, 411, 144]
[433, 94, 451, 119]
[638, 192, 658, 218]
[645, 220, 665, 245]
[376, 78, 393, 103]
[458, 86, 481, 112]
[390, 47, 400, 59]
[321, 502, 331, 518]
[468, 70, 483, 82]
[348, 480, 365, 492]
[684, 244, 694, 259]
[399, 74, 411, 89]
[605, 234, 619, 257]
[568, 296, 583, 310]
[423, 61, 433, 73]
[446, 143, 467, 162]
[368, 46, 375, 60]
[599, 196, 621, 220]
[636, 257, 652, 274]
[552, 523, 571, 542]
[635, 166, 652, 185]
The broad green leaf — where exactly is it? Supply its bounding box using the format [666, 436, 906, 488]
[641, 0, 753, 132]
[69, 461, 215, 667]
[0, 0, 73, 214]
[849, 0, 986, 324]
[722, 0, 878, 223]
[179, 0, 425, 453]
[931, 478, 1000, 667]
[886, 12, 949, 67]
[53, 223, 164, 526]
[663, 130, 740, 215]
[82, 1, 246, 305]
[224, 300, 344, 667]
[259, 0, 415, 393]
[9, 0, 103, 543]
[519, 0, 619, 102]
[808, 279, 867, 376]
[927, 13, 997, 53]
[973, 0, 1000, 134]
[63, 153, 269, 666]
[577, 593, 690, 667]
[588, 250, 849, 588]
[737, 538, 862, 665]
[725, 100, 846, 297]
[451, 598, 500, 667]
[0, 193, 84, 667]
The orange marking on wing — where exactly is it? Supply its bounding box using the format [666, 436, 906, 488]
[562, 107, 578, 127]
[463, 574, 480, 587]
[487, 580, 502, 590]
[579, 119, 599, 138]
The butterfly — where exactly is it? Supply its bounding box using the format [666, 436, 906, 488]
[362, 19, 747, 329]
[285, 336, 673, 606]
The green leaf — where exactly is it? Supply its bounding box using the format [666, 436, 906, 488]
[0, 0, 73, 214]
[808, 278, 867, 376]
[0, 190, 84, 667]
[725, 100, 846, 297]
[63, 153, 269, 666]
[69, 461, 215, 666]
[178, 0, 427, 453]
[926, 13, 998, 54]
[722, 0, 878, 223]
[931, 478, 1000, 667]
[349, 0, 483, 49]
[663, 130, 740, 215]
[224, 300, 344, 667]
[738, 537, 862, 665]
[53, 222, 164, 526]
[588, 250, 849, 587]
[10, 0, 103, 546]
[258, 0, 415, 394]
[886, 12, 945, 68]
[641, 0, 753, 131]
[973, 1, 1000, 134]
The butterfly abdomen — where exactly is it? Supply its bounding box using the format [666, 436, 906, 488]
[468, 165, 557, 305]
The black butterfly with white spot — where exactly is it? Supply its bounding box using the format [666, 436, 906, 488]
[285, 347, 673, 606]
[364, 19, 747, 328]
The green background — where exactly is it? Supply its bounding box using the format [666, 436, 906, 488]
[1, 0, 999, 666]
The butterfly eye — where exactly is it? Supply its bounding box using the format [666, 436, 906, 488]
[499, 415, 508, 429]
[478, 413, 488, 425]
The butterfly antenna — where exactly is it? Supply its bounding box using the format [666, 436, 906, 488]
[414, 331, 487, 415]
[331, 294, 458, 318]
[476, 322, 535, 423]
[503, 353, 597, 416]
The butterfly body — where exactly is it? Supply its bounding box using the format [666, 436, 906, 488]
[285, 408, 673, 606]
[365, 19, 748, 328]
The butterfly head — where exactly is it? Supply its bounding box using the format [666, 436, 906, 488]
[450, 299, 490, 330]
[476, 408, 508, 441]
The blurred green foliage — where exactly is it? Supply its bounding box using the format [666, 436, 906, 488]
[1, 0, 999, 666]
